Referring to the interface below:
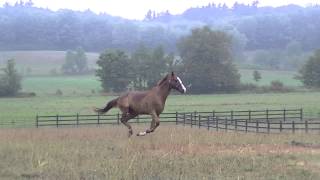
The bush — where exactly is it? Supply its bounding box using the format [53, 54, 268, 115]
[297, 49, 320, 88]
[55, 89, 63, 96]
[270, 80, 284, 91]
[0, 59, 22, 97]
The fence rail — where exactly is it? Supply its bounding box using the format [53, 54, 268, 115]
[28, 108, 320, 133]
[178, 114, 320, 133]
[36, 112, 178, 127]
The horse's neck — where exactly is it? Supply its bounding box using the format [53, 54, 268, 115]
[155, 81, 171, 103]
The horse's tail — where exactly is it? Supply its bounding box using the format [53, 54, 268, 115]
[94, 98, 118, 114]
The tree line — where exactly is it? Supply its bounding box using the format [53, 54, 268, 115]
[1, 27, 320, 96]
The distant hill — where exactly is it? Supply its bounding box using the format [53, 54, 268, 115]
[0, 2, 320, 53]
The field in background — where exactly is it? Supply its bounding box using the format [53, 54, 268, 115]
[22, 75, 101, 95]
[0, 51, 99, 75]
[0, 126, 319, 179]
[21, 69, 301, 96]
[239, 69, 302, 86]
[0, 51, 302, 90]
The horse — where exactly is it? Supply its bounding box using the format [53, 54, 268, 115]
[94, 72, 186, 137]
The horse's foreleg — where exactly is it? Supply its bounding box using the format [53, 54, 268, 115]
[145, 113, 160, 134]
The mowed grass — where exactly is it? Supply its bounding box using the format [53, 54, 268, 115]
[1, 92, 320, 125]
[22, 75, 102, 95]
[0, 126, 319, 179]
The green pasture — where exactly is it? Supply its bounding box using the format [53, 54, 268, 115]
[22, 75, 101, 95]
[1, 92, 320, 127]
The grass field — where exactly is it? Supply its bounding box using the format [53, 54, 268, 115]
[22, 75, 101, 95]
[0, 126, 319, 179]
[1, 92, 320, 126]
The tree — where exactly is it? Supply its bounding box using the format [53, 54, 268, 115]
[253, 70, 261, 82]
[131, 44, 174, 90]
[146, 45, 170, 87]
[96, 50, 132, 92]
[297, 49, 320, 88]
[0, 59, 22, 96]
[177, 26, 240, 93]
[61, 47, 88, 74]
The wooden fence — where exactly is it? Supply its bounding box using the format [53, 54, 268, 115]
[35, 108, 320, 133]
[36, 112, 179, 127]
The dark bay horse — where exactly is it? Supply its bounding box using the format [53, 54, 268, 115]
[94, 72, 186, 137]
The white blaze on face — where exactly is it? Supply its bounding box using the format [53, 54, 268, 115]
[177, 77, 186, 93]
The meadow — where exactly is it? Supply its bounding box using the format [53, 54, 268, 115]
[0, 126, 320, 179]
[1, 51, 320, 179]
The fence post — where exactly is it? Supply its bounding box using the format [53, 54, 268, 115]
[176, 112, 178, 125]
[300, 108, 303, 121]
[198, 115, 201, 129]
[235, 118, 238, 131]
[97, 113, 100, 126]
[76, 113, 79, 126]
[117, 113, 120, 125]
[56, 114, 59, 128]
[183, 113, 186, 126]
[36, 114, 39, 128]
[283, 109, 286, 122]
[137, 115, 140, 124]
[267, 120, 270, 133]
[245, 119, 248, 132]
[207, 116, 210, 130]
[249, 110, 251, 122]
[280, 121, 283, 132]
[305, 120, 308, 133]
[292, 121, 295, 133]
[256, 121, 259, 133]
[191, 113, 193, 128]
[225, 118, 228, 131]
[266, 109, 269, 121]
[216, 117, 219, 131]
[231, 110, 234, 124]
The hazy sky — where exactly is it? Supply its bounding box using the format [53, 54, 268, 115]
[1, 0, 319, 19]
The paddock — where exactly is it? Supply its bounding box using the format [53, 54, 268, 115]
[34, 108, 320, 134]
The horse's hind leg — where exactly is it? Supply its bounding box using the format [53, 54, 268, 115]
[121, 113, 137, 137]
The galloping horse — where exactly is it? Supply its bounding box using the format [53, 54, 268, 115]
[94, 72, 186, 137]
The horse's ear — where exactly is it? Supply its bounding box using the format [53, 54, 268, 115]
[171, 72, 175, 77]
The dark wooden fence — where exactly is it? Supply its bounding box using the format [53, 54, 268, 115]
[178, 111, 320, 133]
[36, 108, 320, 133]
[36, 112, 179, 127]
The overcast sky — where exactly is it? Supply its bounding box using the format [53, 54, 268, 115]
[1, 0, 319, 19]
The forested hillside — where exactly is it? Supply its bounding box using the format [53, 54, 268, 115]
[1, 2, 320, 52]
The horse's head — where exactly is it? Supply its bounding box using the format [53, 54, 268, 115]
[169, 72, 186, 93]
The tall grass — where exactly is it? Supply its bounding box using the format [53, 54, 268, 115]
[0, 126, 319, 179]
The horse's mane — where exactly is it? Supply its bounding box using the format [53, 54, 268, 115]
[157, 74, 169, 86]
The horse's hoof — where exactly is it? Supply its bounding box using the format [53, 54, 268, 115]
[137, 132, 146, 136]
